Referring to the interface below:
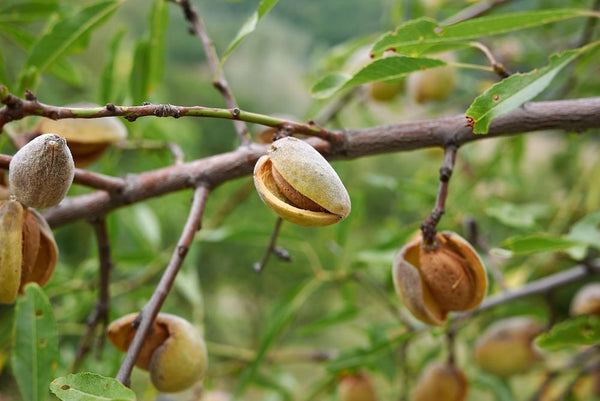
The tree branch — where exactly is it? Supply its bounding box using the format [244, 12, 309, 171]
[72, 217, 113, 372]
[453, 259, 600, 323]
[171, 0, 251, 145]
[37, 97, 600, 227]
[115, 183, 211, 385]
[0, 88, 338, 143]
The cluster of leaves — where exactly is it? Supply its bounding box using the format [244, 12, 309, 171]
[1, 0, 600, 400]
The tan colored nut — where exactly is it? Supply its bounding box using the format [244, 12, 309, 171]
[108, 313, 208, 393]
[0, 200, 58, 304]
[473, 316, 543, 377]
[407, 53, 456, 103]
[9, 133, 74, 209]
[570, 283, 600, 316]
[253, 137, 351, 226]
[338, 371, 378, 401]
[35, 104, 127, 168]
[0, 171, 10, 200]
[411, 362, 468, 401]
[392, 231, 487, 326]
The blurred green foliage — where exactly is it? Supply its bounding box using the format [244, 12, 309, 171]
[0, 0, 600, 400]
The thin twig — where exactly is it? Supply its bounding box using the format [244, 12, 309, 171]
[71, 217, 113, 372]
[0, 88, 339, 143]
[172, 0, 250, 146]
[442, 0, 510, 25]
[469, 41, 511, 78]
[115, 183, 211, 386]
[453, 259, 600, 325]
[420, 145, 458, 247]
[253, 217, 291, 272]
[529, 344, 600, 401]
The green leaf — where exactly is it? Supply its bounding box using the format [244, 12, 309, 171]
[49, 58, 83, 87]
[234, 278, 322, 398]
[325, 331, 411, 373]
[472, 373, 515, 401]
[100, 27, 126, 104]
[18, 0, 121, 92]
[0, 1, 59, 23]
[484, 201, 552, 229]
[371, 9, 590, 57]
[466, 49, 583, 134]
[0, 49, 8, 85]
[565, 211, 600, 259]
[129, 39, 150, 104]
[536, 315, 600, 350]
[50, 372, 136, 401]
[147, 0, 169, 92]
[11, 283, 59, 401]
[221, 0, 279, 64]
[296, 306, 360, 335]
[500, 234, 579, 255]
[312, 55, 445, 98]
[0, 21, 82, 87]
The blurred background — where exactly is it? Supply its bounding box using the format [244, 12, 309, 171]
[1, 0, 600, 400]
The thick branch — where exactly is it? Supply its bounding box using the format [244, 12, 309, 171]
[40, 97, 600, 227]
[115, 183, 210, 385]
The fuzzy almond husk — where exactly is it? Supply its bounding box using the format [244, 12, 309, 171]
[474, 316, 543, 377]
[108, 313, 208, 393]
[9, 134, 74, 209]
[412, 363, 468, 401]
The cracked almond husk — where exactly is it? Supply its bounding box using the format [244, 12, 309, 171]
[253, 136, 351, 226]
[392, 231, 487, 326]
[0, 200, 58, 304]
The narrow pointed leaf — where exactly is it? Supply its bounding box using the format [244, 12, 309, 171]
[221, 0, 279, 64]
[371, 9, 591, 57]
[234, 278, 321, 397]
[11, 283, 59, 401]
[535, 315, 600, 350]
[100, 28, 126, 104]
[130, 39, 150, 104]
[18, 0, 121, 92]
[0, 1, 59, 23]
[50, 373, 136, 401]
[466, 49, 582, 134]
[0, 50, 7, 85]
[500, 234, 579, 255]
[147, 0, 169, 92]
[312, 56, 445, 98]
